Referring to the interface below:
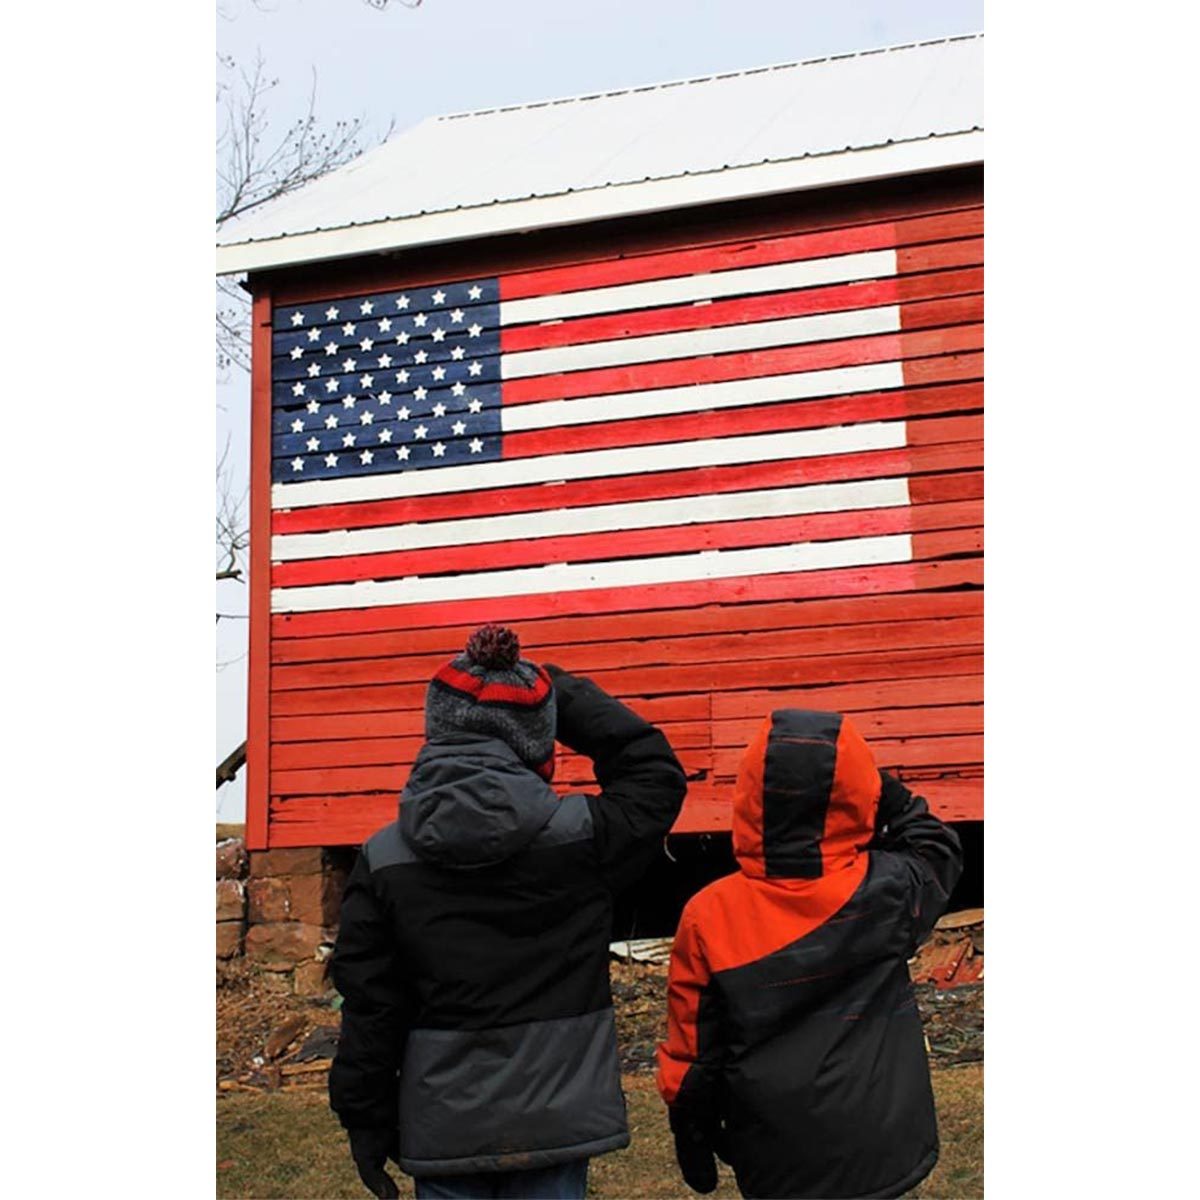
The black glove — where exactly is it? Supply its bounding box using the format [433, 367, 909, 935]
[670, 1110, 718, 1194]
[347, 1127, 400, 1199]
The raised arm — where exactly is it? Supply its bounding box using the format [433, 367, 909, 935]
[544, 664, 687, 894]
[873, 771, 965, 951]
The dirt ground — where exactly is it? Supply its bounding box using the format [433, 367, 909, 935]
[218, 954, 982, 1197]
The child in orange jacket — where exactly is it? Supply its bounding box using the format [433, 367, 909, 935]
[657, 708, 963, 1199]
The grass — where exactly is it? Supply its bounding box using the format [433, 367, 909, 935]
[217, 1065, 981, 1199]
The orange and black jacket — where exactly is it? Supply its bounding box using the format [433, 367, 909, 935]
[657, 709, 963, 1199]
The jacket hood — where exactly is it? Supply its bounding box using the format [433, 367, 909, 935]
[731, 709, 880, 879]
[399, 735, 561, 869]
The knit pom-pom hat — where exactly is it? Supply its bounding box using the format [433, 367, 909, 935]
[425, 624, 556, 780]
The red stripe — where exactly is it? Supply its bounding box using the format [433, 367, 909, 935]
[500, 209, 983, 300]
[271, 614, 983, 693]
[272, 430, 981, 537]
[272, 499, 981, 590]
[433, 662, 551, 706]
[500, 263, 982, 352]
[504, 375, 982, 460]
[272, 571, 982, 666]
[504, 324, 983, 404]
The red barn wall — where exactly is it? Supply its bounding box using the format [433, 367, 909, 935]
[246, 168, 983, 850]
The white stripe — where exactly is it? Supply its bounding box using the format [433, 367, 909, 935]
[501, 306, 900, 379]
[501, 360, 904, 432]
[272, 477, 911, 562]
[501, 249, 899, 325]
[271, 534, 914, 613]
[271, 420, 908, 510]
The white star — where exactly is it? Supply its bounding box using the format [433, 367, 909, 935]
[468, 398, 483, 414]
[431, 328, 446, 342]
[468, 361, 482, 376]
[451, 382, 466, 397]
[324, 453, 338, 468]
[342, 322, 356, 337]
[306, 399, 320, 414]
[290, 418, 304, 433]
[289, 346, 303, 360]
[468, 324, 482, 337]
[414, 386, 428, 401]
[291, 456, 304, 470]
[307, 364, 321, 377]
[360, 374, 374, 389]
[432, 442, 447, 457]
[395, 294, 410, 310]
[306, 437, 319, 452]
[342, 396, 357, 409]
[359, 338, 374, 352]
[378, 317, 392, 333]
[342, 432, 357, 448]
[452, 420, 466, 435]
[325, 414, 338, 429]
[432, 290, 446, 304]
[397, 405, 411, 420]
[291, 312, 304, 326]
[307, 328, 321, 342]
[378, 391, 392, 405]
[469, 438, 484, 453]
[395, 332, 410, 346]
[413, 312, 429, 329]
[414, 350, 428, 364]
[450, 346, 465, 361]
[377, 354, 393, 368]
[467, 285, 482, 301]
[360, 299, 374, 315]
[414, 424, 428, 439]
[378, 428, 393, 443]
[432, 366, 446, 381]
[396, 445, 411, 461]
[450, 308, 465, 323]
[325, 342, 338, 356]
[326, 379, 339, 393]
[360, 412, 374, 426]
[432, 402, 447, 418]
[325, 306, 339, 320]
[395, 370, 410, 384]
[342, 358, 357, 373]
[292, 382, 306, 397]
[360, 449, 374, 464]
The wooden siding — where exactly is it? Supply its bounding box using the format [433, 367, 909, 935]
[247, 172, 983, 850]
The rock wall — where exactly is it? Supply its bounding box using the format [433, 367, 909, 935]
[216, 837, 353, 996]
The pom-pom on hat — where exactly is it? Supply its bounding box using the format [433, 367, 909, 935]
[425, 624, 556, 780]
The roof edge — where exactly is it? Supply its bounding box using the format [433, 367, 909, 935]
[217, 130, 983, 277]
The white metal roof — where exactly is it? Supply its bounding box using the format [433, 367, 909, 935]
[216, 33, 982, 276]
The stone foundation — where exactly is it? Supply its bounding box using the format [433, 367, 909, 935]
[216, 836, 353, 994]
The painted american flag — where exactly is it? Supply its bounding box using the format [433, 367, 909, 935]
[263, 199, 983, 846]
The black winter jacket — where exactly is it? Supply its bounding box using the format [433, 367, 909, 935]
[658, 708, 963, 1199]
[329, 668, 687, 1177]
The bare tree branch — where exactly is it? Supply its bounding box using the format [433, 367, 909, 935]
[216, 435, 250, 586]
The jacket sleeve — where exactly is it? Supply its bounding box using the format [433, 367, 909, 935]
[657, 905, 725, 1139]
[328, 851, 407, 1132]
[546, 665, 687, 894]
[872, 771, 965, 953]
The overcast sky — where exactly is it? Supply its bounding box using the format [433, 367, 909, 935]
[214, 0, 985, 823]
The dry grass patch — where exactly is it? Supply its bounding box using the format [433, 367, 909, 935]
[217, 1065, 980, 1199]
